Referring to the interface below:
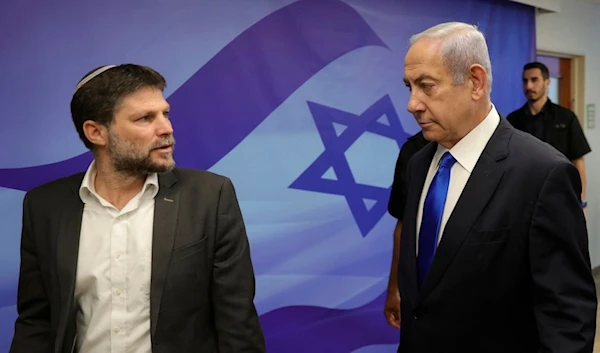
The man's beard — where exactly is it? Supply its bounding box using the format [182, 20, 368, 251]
[526, 89, 546, 103]
[527, 94, 542, 103]
[107, 129, 176, 176]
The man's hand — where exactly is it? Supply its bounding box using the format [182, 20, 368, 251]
[384, 289, 401, 329]
[384, 220, 403, 329]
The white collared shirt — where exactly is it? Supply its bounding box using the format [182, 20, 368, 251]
[75, 161, 158, 353]
[416, 105, 501, 250]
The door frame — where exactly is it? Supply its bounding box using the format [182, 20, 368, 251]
[537, 50, 586, 127]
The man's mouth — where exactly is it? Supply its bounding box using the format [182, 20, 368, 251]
[154, 145, 173, 152]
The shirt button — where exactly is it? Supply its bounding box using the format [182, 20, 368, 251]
[115, 253, 121, 259]
[114, 327, 121, 333]
[116, 289, 122, 296]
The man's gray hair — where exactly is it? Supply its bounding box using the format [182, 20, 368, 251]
[410, 22, 493, 93]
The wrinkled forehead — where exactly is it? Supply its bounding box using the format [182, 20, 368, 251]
[115, 87, 170, 117]
[404, 39, 449, 82]
[522, 68, 544, 80]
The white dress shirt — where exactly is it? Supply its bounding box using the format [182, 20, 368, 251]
[416, 105, 500, 251]
[75, 161, 158, 353]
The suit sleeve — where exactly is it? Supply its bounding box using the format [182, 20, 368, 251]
[212, 177, 266, 352]
[529, 161, 597, 353]
[10, 193, 52, 353]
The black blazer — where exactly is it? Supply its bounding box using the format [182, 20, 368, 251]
[10, 168, 266, 353]
[398, 118, 596, 352]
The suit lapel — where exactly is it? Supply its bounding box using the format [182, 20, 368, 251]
[401, 141, 436, 306]
[417, 119, 512, 302]
[56, 194, 84, 301]
[55, 177, 85, 348]
[52, 170, 182, 339]
[150, 171, 180, 337]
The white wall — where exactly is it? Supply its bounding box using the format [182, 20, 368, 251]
[511, 0, 562, 13]
[536, 0, 600, 267]
[548, 77, 559, 104]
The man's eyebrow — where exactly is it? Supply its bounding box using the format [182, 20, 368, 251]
[128, 106, 170, 118]
[403, 74, 437, 85]
[415, 74, 437, 83]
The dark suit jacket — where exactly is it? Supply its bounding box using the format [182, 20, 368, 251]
[10, 168, 266, 353]
[398, 118, 597, 352]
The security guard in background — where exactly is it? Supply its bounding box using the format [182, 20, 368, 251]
[507, 61, 591, 209]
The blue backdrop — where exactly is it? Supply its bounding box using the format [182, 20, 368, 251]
[0, 0, 534, 352]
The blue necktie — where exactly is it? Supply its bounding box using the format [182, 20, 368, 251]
[417, 152, 456, 286]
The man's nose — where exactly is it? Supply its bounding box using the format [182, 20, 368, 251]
[525, 81, 534, 90]
[157, 114, 174, 136]
[407, 95, 425, 114]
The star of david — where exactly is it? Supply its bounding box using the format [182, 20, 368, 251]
[289, 94, 411, 237]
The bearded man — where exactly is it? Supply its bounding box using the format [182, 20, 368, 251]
[10, 64, 266, 353]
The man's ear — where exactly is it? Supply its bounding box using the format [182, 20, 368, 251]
[469, 64, 487, 100]
[82, 120, 108, 147]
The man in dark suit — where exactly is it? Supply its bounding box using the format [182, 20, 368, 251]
[399, 22, 596, 352]
[10, 64, 266, 353]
